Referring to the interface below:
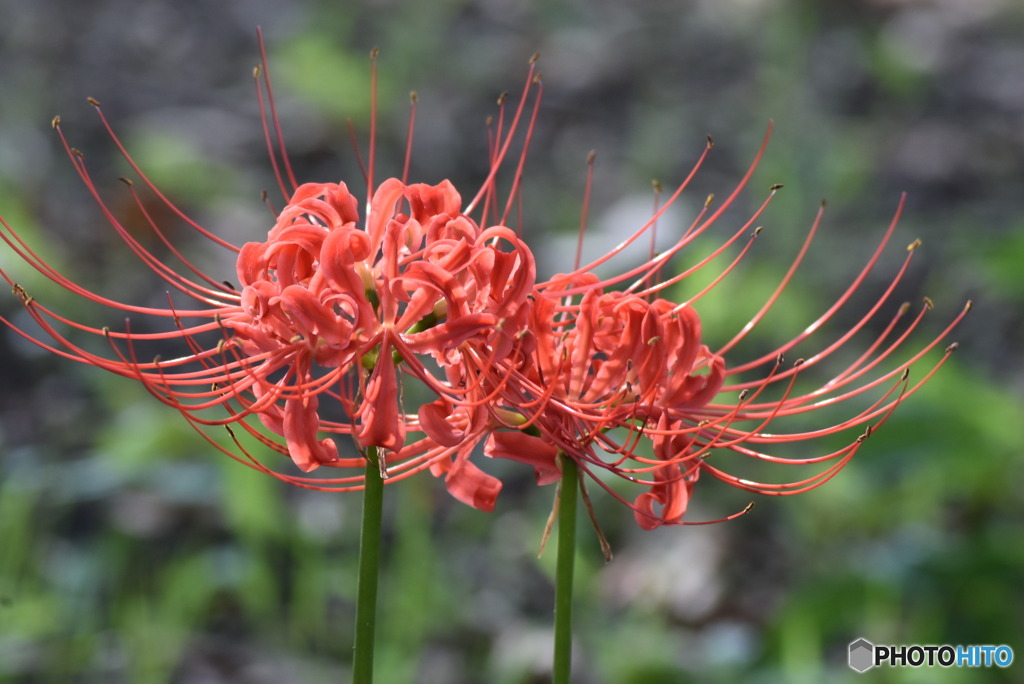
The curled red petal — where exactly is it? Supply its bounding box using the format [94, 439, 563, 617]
[404, 179, 462, 223]
[418, 398, 465, 448]
[283, 397, 339, 472]
[633, 473, 692, 530]
[367, 178, 406, 257]
[403, 312, 498, 354]
[484, 431, 561, 486]
[356, 337, 406, 453]
[444, 457, 502, 512]
[278, 284, 350, 343]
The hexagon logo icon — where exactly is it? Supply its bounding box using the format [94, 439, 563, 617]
[848, 638, 875, 673]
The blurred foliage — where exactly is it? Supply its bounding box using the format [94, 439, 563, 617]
[2, 0, 1023, 682]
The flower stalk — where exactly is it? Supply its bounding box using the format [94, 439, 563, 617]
[553, 454, 578, 684]
[353, 446, 384, 683]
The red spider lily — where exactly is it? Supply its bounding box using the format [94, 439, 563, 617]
[0, 37, 968, 529]
[0, 40, 543, 508]
[477, 135, 970, 528]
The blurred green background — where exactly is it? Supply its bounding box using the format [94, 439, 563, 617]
[1, 0, 1022, 682]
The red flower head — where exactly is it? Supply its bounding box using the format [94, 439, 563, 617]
[480, 126, 970, 530]
[1, 39, 968, 530]
[0, 42, 541, 506]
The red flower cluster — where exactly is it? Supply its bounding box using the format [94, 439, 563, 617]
[0, 45, 968, 529]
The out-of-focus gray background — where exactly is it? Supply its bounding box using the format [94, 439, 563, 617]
[1, 0, 1022, 681]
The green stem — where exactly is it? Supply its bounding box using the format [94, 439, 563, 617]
[353, 446, 384, 684]
[553, 455, 578, 684]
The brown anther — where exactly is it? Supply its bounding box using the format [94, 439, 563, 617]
[946, 342, 960, 353]
[532, 73, 543, 85]
[86, 97, 101, 107]
[409, 91, 418, 103]
[51, 115, 61, 129]
[496, 92, 508, 106]
[704, 193, 715, 208]
[652, 179, 663, 193]
[529, 52, 540, 65]
[856, 426, 873, 443]
[907, 238, 922, 252]
[793, 358, 805, 368]
[775, 353, 785, 365]
[152, 355, 162, 364]
[898, 301, 911, 315]
[223, 280, 235, 290]
[587, 150, 597, 164]
[753, 226, 763, 236]
[963, 300, 973, 313]
[11, 283, 34, 304]
[923, 296, 934, 310]
[647, 336, 662, 346]
[71, 148, 84, 159]
[706, 134, 714, 148]
[252, 65, 261, 79]
[770, 183, 784, 191]
[738, 389, 750, 401]
[119, 177, 133, 186]
[369, 47, 379, 59]
[900, 368, 910, 381]
[741, 502, 755, 514]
